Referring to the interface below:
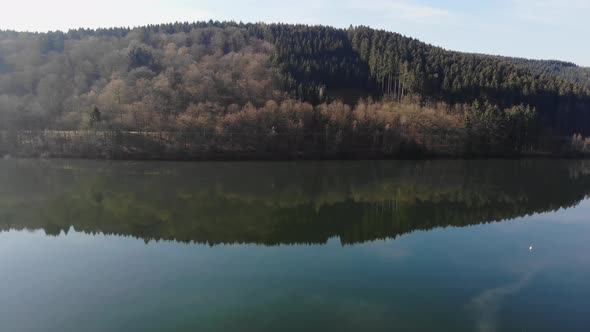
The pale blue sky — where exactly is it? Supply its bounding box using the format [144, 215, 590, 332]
[1, 0, 588, 66]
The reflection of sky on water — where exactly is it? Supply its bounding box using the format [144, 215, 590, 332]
[529, 199, 590, 224]
[0, 200, 589, 332]
[351, 200, 590, 332]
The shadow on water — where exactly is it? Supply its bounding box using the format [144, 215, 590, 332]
[1, 159, 590, 245]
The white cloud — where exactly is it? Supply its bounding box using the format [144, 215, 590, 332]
[510, 0, 590, 27]
[0, 0, 214, 32]
[216, 0, 328, 26]
[346, 0, 455, 24]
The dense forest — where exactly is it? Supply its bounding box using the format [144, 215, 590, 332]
[0, 21, 589, 159]
[1, 159, 590, 244]
[501, 58, 590, 90]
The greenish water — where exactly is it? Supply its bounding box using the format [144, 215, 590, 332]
[0, 159, 589, 331]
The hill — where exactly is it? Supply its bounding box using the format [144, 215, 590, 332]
[0, 21, 589, 158]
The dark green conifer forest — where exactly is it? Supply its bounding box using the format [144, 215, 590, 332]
[0, 21, 589, 158]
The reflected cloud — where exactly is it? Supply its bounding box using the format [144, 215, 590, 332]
[363, 241, 411, 261]
[469, 265, 544, 332]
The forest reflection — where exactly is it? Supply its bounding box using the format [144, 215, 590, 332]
[1, 159, 589, 245]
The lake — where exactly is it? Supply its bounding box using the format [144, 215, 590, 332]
[0, 159, 589, 331]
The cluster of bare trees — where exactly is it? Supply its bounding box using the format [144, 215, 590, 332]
[0, 26, 283, 132]
[0, 98, 475, 159]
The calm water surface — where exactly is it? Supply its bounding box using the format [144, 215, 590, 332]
[0, 159, 589, 331]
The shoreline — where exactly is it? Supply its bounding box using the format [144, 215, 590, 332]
[4, 151, 589, 162]
[2, 130, 587, 161]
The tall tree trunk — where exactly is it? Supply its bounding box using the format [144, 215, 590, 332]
[388, 73, 392, 95]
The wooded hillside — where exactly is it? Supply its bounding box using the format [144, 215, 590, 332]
[0, 21, 588, 158]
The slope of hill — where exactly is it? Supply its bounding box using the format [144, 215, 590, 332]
[502, 58, 590, 90]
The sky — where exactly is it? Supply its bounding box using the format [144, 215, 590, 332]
[0, 0, 588, 66]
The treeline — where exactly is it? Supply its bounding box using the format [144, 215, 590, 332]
[0, 21, 589, 158]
